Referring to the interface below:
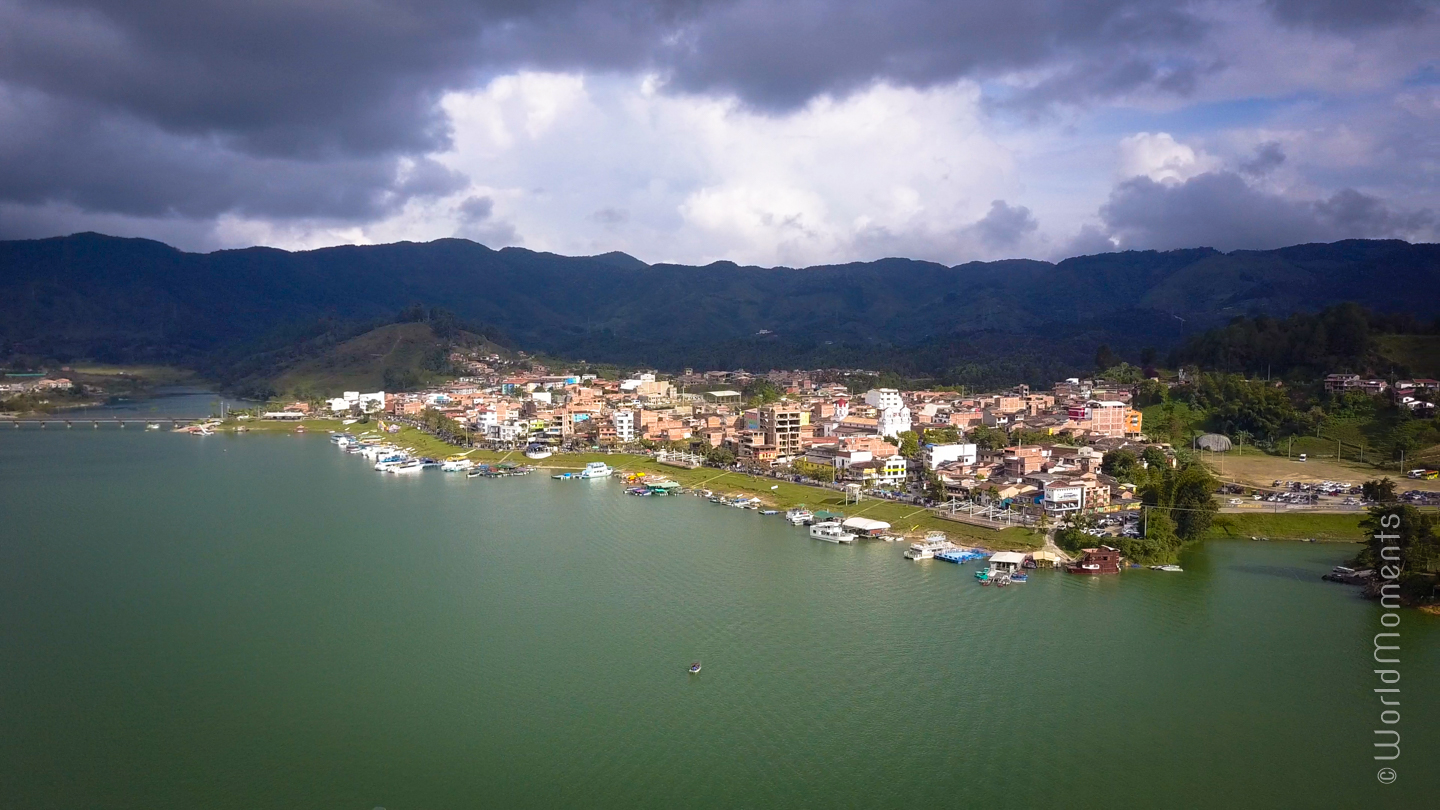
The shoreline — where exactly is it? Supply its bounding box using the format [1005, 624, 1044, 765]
[224, 417, 1375, 549]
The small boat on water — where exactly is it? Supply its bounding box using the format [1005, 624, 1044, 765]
[466, 468, 485, 478]
[146, 423, 161, 430]
[579, 461, 613, 479]
[390, 460, 424, 474]
[1010, 573, 1028, 582]
[1150, 564, 1184, 572]
[785, 506, 814, 525]
[688, 662, 702, 674]
[760, 509, 779, 516]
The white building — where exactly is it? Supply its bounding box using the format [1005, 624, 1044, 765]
[923, 443, 978, 471]
[1043, 480, 1086, 514]
[357, 391, 386, 413]
[613, 410, 636, 443]
[864, 388, 912, 438]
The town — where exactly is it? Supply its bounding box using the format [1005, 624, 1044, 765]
[250, 355, 1439, 531]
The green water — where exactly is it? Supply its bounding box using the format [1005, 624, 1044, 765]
[1, 431, 1436, 809]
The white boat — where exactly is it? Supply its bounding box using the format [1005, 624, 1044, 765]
[441, 459, 474, 472]
[904, 535, 957, 560]
[579, 462, 613, 479]
[373, 454, 408, 471]
[1150, 564, 1184, 572]
[146, 423, 161, 430]
[390, 460, 424, 474]
[809, 521, 855, 543]
[524, 446, 553, 460]
[785, 507, 814, 525]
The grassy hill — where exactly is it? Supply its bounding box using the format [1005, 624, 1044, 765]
[250, 322, 509, 398]
[1377, 334, 1440, 378]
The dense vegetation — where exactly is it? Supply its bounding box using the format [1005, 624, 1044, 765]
[1170, 303, 1439, 379]
[3, 234, 1438, 388]
[1354, 504, 1440, 606]
[1054, 449, 1222, 563]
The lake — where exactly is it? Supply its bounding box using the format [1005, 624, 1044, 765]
[1, 430, 1435, 808]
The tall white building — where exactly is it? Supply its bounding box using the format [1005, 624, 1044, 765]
[613, 410, 636, 443]
[864, 388, 912, 438]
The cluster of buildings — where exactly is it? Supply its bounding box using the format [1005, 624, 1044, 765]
[280, 363, 1168, 517]
[1324, 373, 1437, 413]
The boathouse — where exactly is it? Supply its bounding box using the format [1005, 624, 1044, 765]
[987, 551, 1027, 574]
[841, 517, 891, 537]
[1066, 546, 1124, 575]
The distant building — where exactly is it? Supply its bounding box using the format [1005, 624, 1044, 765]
[864, 388, 912, 438]
[923, 442, 978, 471]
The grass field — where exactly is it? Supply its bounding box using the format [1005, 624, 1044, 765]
[1202, 512, 1367, 542]
[1377, 334, 1440, 378]
[1200, 446, 1440, 491]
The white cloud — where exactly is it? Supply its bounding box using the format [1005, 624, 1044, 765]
[394, 74, 1043, 265]
[1117, 132, 1220, 183]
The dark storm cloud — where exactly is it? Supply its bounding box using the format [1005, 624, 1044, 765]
[0, 0, 1434, 248]
[1265, 0, 1435, 30]
[1098, 171, 1436, 251]
[974, 200, 1038, 247]
[1239, 141, 1286, 176]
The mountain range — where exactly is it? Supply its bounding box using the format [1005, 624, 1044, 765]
[3, 233, 1437, 389]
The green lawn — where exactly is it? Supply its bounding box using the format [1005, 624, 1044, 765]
[1203, 512, 1366, 542]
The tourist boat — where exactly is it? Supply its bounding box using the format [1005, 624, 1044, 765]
[760, 509, 778, 515]
[579, 462, 613, 479]
[373, 454, 407, 471]
[688, 662, 702, 674]
[390, 460, 424, 474]
[809, 521, 854, 543]
[904, 535, 957, 560]
[785, 506, 814, 525]
[1150, 564, 1184, 572]
[524, 445, 553, 460]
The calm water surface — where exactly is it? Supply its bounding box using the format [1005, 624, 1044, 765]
[1, 431, 1435, 809]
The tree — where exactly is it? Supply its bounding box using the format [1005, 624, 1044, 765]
[1363, 478, 1397, 503]
[897, 430, 921, 458]
[1056, 513, 1101, 554]
[1102, 449, 1141, 483]
[1141, 446, 1169, 474]
[1141, 461, 1220, 544]
[1354, 505, 1440, 604]
[1095, 344, 1118, 372]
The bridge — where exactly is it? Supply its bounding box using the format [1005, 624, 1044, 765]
[1, 417, 206, 429]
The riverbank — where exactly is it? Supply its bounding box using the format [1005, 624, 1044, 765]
[232, 418, 1044, 550]
[231, 417, 1378, 548]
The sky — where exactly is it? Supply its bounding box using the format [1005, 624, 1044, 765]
[1, 0, 1437, 266]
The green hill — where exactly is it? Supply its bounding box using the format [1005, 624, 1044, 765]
[2, 233, 1437, 385]
[1377, 334, 1440, 378]
[269, 322, 451, 397]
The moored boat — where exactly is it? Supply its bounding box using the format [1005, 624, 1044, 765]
[809, 521, 854, 543]
[579, 461, 613, 479]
